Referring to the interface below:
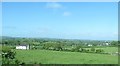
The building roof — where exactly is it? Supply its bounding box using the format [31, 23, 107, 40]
[17, 44, 29, 46]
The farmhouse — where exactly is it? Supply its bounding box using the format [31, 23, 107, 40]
[102, 42, 110, 46]
[88, 44, 92, 46]
[16, 44, 30, 50]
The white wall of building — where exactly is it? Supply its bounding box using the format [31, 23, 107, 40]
[16, 46, 27, 50]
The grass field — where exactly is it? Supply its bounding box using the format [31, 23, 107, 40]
[101, 47, 118, 53]
[15, 49, 118, 64]
[85, 47, 118, 53]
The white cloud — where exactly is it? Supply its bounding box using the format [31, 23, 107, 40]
[46, 3, 72, 16]
[46, 2, 63, 9]
[63, 11, 71, 16]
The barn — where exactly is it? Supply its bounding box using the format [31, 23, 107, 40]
[16, 44, 30, 50]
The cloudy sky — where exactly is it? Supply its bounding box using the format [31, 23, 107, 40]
[2, 2, 118, 40]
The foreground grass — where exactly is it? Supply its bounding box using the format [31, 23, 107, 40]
[15, 50, 118, 64]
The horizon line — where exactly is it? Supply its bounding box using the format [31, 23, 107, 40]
[1, 35, 118, 41]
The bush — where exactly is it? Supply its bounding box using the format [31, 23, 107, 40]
[20, 61, 26, 65]
[11, 46, 16, 49]
[63, 49, 71, 52]
[95, 49, 104, 53]
[2, 46, 11, 53]
[90, 47, 95, 52]
[71, 48, 80, 52]
[81, 48, 87, 52]
[2, 46, 16, 59]
[71, 46, 82, 52]
[15, 59, 20, 64]
[2, 46, 16, 64]
[79, 48, 83, 52]
[31, 46, 37, 50]
[71, 48, 76, 52]
[86, 49, 90, 53]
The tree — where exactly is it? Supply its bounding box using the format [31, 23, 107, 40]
[2, 46, 16, 64]
[71, 46, 81, 52]
[43, 42, 52, 50]
[110, 41, 118, 46]
[53, 43, 63, 51]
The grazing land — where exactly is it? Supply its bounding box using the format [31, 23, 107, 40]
[15, 49, 118, 64]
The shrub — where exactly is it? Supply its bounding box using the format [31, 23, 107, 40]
[2, 47, 16, 59]
[71, 48, 75, 52]
[79, 48, 83, 52]
[95, 49, 104, 53]
[15, 59, 20, 64]
[2, 46, 16, 64]
[20, 62, 26, 65]
[2, 46, 11, 53]
[11, 46, 16, 49]
[63, 49, 71, 51]
[90, 47, 95, 52]
[86, 49, 90, 53]
[82, 48, 87, 52]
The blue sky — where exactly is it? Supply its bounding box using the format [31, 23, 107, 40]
[2, 2, 118, 40]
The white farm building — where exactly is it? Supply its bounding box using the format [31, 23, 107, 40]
[16, 44, 30, 50]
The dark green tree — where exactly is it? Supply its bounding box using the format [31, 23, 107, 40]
[2, 46, 16, 64]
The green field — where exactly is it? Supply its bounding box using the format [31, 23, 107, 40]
[101, 47, 118, 53]
[15, 49, 118, 64]
[85, 47, 118, 53]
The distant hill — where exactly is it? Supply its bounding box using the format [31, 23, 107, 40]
[1, 36, 114, 42]
[2, 36, 15, 39]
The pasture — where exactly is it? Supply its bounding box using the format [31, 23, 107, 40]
[85, 47, 118, 53]
[97, 47, 118, 53]
[15, 49, 118, 64]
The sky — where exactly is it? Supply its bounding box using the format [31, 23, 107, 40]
[2, 2, 118, 40]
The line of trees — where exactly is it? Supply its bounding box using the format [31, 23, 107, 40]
[1, 37, 118, 47]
